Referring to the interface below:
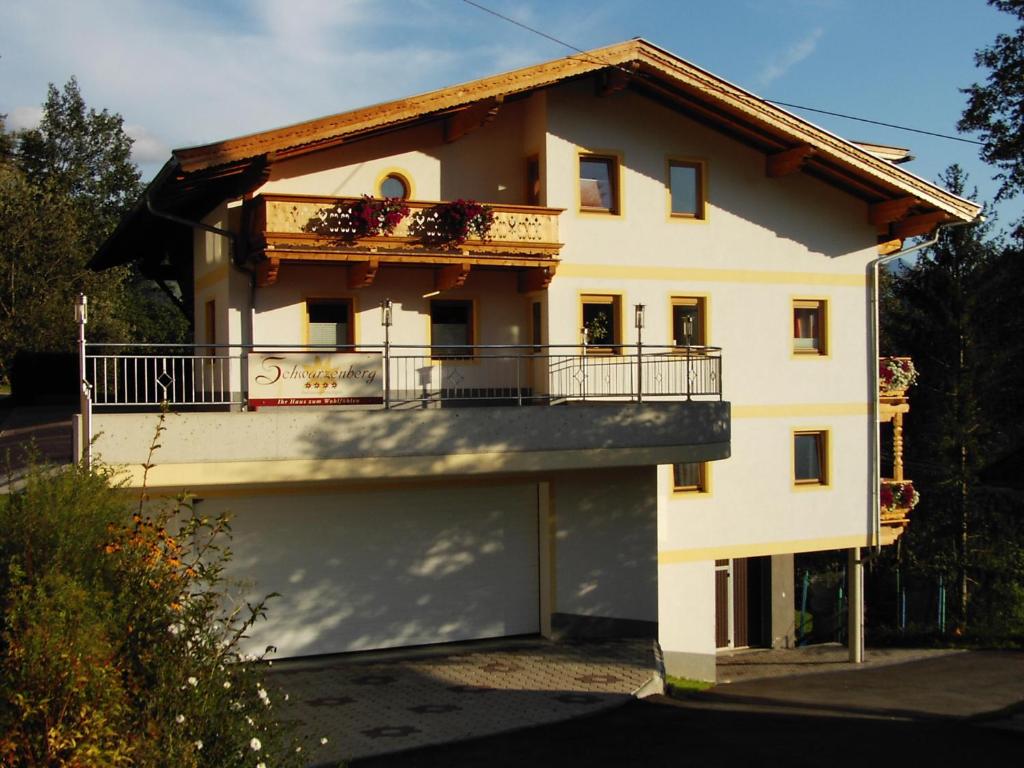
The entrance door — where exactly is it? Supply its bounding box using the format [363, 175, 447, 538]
[715, 557, 768, 649]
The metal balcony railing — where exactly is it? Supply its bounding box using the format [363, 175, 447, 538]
[81, 343, 722, 409]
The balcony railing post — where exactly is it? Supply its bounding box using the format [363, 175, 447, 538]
[686, 345, 692, 401]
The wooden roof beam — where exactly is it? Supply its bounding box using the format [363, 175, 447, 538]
[444, 97, 503, 144]
[766, 145, 815, 178]
[435, 262, 471, 292]
[892, 211, 950, 240]
[348, 257, 379, 289]
[519, 265, 556, 293]
[596, 63, 637, 97]
[869, 197, 919, 227]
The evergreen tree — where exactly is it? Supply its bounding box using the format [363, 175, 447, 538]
[884, 166, 1024, 634]
[959, 0, 1024, 236]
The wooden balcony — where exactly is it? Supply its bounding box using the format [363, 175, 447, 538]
[244, 194, 563, 291]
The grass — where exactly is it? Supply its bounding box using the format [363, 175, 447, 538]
[664, 675, 713, 697]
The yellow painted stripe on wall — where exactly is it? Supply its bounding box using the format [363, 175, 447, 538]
[194, 264, 230, 293]
[558, 263, 867, 287]
[732, 402, 869, 418]
[658, 533, 876, 564]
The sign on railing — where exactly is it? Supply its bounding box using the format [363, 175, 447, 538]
[247, 352, 383, 408]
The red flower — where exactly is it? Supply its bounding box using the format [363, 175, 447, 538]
[880, 484, 894, 508]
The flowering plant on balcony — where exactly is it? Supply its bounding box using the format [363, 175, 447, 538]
[880, 480, 920, 515]
[345, 195, 410, 238]
[420, 199, 494, 247]
[879, 356, 919, 393]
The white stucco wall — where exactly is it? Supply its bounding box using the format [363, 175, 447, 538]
[553, 467, 657, 623]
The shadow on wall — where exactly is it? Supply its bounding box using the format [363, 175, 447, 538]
[214, 483, 541, 658]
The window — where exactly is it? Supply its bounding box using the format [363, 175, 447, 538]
[673, 462, 708, 493]
[526, 155, 541, 206]
[668, 160, 705, 218]
[379, 172, 410, 200]
[671, 297, 706, 347]
[430, 300, 473, 359]
[581, 294, 621, 351]
[579, 154, 619, 214]
[794, 431, 828, 485]
[793, 299, 827, 355]
[307, 300, 353, 347]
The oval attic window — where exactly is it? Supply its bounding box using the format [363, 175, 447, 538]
[379, 173, 409, 199]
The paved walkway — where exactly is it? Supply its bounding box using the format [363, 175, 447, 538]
[266, 638, 657, 764]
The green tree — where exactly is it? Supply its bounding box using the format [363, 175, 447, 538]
[959, 0, 1024, 235]
[884, 166, 1024, 634]
[0, 79, 187, 383]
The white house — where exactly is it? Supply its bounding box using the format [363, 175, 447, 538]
[85, 40, 979, 681]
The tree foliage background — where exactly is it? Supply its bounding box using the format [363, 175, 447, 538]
[0, 78, 186, 385]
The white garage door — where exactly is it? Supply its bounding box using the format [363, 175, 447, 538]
[211, 483, 540, 658]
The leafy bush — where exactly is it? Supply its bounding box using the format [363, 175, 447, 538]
[0, 426, 314, 766]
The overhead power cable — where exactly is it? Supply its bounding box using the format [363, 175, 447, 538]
[461, 0, 984, 148]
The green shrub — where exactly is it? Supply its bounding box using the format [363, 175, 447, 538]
[1, 427, 317, 766]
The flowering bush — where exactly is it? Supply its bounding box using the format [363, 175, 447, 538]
[879, 356, 919, 392]
[305, 195, 409, 240]
[345, 195, 410, 238]
[419, 199, 494, 247]
[880, 480, 920, 515]
[0, 417, 323, 767]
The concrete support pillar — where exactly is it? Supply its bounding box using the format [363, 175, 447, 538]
[658, 559, 717, 682]
[848, 547, 864, 663]
[770, 554, 796, 649]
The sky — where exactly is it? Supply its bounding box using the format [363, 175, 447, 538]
[1, 0, 1019, 233]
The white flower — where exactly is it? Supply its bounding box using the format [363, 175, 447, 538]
[257, 688, 268, 700]
[223, 681, 232, 689]
[246, 716, 254, 726]
[175, 714, 185, 724]
[320, 737, 328, 745]
[257, 763, 266, 768]
[284, 694, 289, 701]
[295, 746, 302, 753]
[168, 623, 181, 635]
[187, 676, 198, 687]
[250, 737, 262, 752]
[194, 740, 203, 751]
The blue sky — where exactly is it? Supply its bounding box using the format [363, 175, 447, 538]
[1, 0, 1018, 232]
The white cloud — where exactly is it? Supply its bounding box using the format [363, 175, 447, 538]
[757, 28, 824, 86]
[7, 105, 42, 131]
[124, 123, 170, 164]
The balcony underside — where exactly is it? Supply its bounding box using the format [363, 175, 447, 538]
[90, 401, 731, 491]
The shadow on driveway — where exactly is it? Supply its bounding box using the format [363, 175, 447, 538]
[353, 650, 1024, 768]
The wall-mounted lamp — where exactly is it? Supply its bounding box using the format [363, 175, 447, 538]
[634, 303, 645, 330]
[380, 298, 393, 328]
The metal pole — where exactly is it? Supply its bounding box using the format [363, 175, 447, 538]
[634, 304, 645, 403]
[848, 547, 864, 663]
[382, 299, 392, 409]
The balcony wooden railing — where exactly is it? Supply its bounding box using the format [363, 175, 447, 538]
[245, 194, 563, 290]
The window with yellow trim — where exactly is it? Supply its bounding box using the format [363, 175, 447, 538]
[794, 431, 828, 485]
[673, 462, 708, 493]
[579, 155, 619, 214]
[793, 299, 827, 354]
[668, 160, 704, 218]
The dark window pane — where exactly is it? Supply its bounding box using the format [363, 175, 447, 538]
[673, 303, 702, 346]
[380, 174, 408, 199]
[580, 157, 616, 211]
[431, 300, 472, 358]
[673, 462, 704, 490]
[670, 163, 700, 216]
[582, 302, 616, 345]
[794, 433, 823, 482]
[308, 301, 350, 346]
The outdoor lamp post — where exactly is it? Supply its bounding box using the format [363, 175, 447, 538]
[634, 303, 645, 402]
[75, 293, 91, 467]
[381, 299, 392, 409]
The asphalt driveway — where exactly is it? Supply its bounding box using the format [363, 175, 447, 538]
[353, 649, 1024, 768]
